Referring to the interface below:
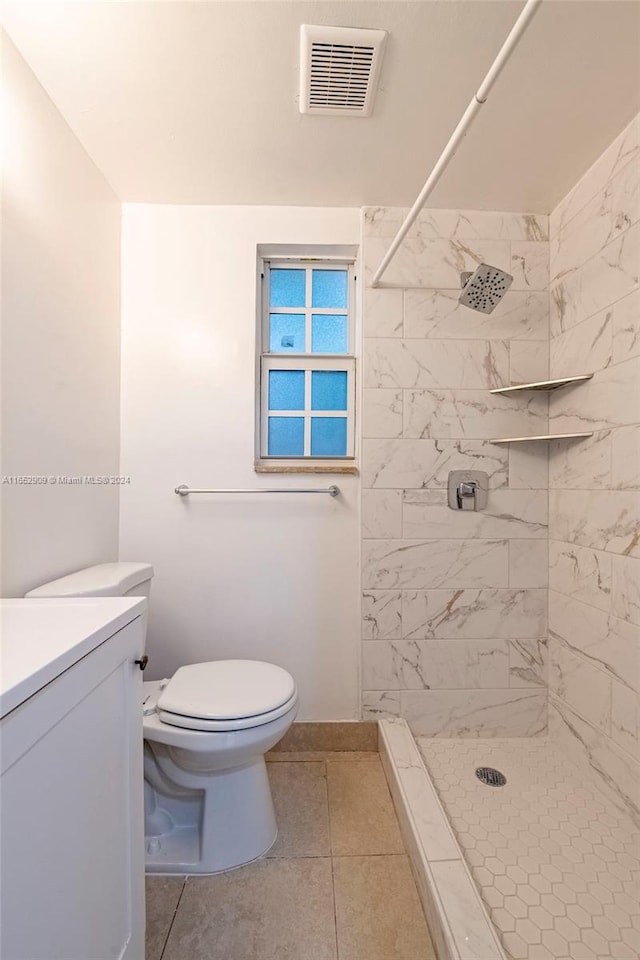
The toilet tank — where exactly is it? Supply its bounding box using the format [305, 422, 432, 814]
[25, 562, 154, 599]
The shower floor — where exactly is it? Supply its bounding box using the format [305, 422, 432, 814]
[418, 736, 640, 960]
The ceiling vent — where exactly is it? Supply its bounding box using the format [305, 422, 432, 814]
[299, 24, 387, 117]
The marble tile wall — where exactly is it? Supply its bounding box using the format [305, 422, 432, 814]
[360, 205, 550, 738]
[548, 113, 640, 820]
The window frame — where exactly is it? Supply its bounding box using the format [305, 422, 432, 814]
[257, 257, 357, 467]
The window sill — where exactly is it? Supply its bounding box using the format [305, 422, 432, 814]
[255, 461, 359, 476]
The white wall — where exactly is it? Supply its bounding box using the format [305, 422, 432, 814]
[120, 205, 361, 720]
[1, 35, 121, 597]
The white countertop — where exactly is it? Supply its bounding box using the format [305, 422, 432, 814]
[0, 597, 146, 718]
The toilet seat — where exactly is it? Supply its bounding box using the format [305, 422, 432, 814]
[157, 690, 298, 732]
[155, 660, 298, 732]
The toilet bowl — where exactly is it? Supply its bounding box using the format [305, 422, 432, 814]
[142, 661, 298, 873]
[25, 563, 298, 874]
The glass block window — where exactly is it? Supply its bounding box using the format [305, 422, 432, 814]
[260, 259, 355, 461]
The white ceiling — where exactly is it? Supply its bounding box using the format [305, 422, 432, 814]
[3, 1, 639, 212]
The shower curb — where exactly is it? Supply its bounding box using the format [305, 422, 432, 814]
[378, 718, 506, 960]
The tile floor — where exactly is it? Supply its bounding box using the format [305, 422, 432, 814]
[146, 752, 436, 960]
[419, 737, 640, 960]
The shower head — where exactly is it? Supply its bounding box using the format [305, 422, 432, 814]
[459, 263, 513, 314]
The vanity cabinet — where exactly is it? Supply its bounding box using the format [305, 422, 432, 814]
[0, 599, 147, 960]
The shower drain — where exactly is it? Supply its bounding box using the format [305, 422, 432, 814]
[475, 766, 507, 787]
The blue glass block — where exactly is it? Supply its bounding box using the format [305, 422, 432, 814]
[312, 269, 348, 309]
[268, 370, 305, 410]
[268, 417, 305, 457]
[270, 269, 306, 308]
[311, 314, 348, 353]
[311, 417, 347, 457]
[311, 371, 347, 411]
[269, 314, 305, 352]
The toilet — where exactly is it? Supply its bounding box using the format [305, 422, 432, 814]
[26, 562, 299, 874]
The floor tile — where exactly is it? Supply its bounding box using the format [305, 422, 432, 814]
[327, 758, 405, 856]
[267, 760, 331, 857]
[162, 858, 337, 960]
[333, 854, 436, 960]
[419, 736, 640, 960]
[145, 875, 185, 960]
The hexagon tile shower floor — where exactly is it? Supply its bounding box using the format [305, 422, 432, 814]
[419, 737, 640, 960]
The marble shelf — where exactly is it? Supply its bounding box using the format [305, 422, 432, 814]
[490, 432, 594, 444]
[489, 374, 593, 395]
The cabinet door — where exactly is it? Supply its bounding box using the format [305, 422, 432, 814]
[1, 618, 145, 960]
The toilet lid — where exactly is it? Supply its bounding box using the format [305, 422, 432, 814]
[157, 660, 296, 721]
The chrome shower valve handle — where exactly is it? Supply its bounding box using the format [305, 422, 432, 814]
[456, 481, 478, 510]
[448, 470, 488, 512]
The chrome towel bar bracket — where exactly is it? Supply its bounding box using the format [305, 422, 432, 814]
[175, 484, 340, 498]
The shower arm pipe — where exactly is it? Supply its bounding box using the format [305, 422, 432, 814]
[371, 0, 542, 288]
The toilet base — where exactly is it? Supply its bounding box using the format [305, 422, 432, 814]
[144, 755, 278, 874]
[145, 824, 200, 872]
[145, 825, 278, 875]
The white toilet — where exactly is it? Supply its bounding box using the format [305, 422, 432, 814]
[26, 562, 299, 874]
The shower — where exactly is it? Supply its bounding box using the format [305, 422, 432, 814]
[459, 263, 514, 313]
